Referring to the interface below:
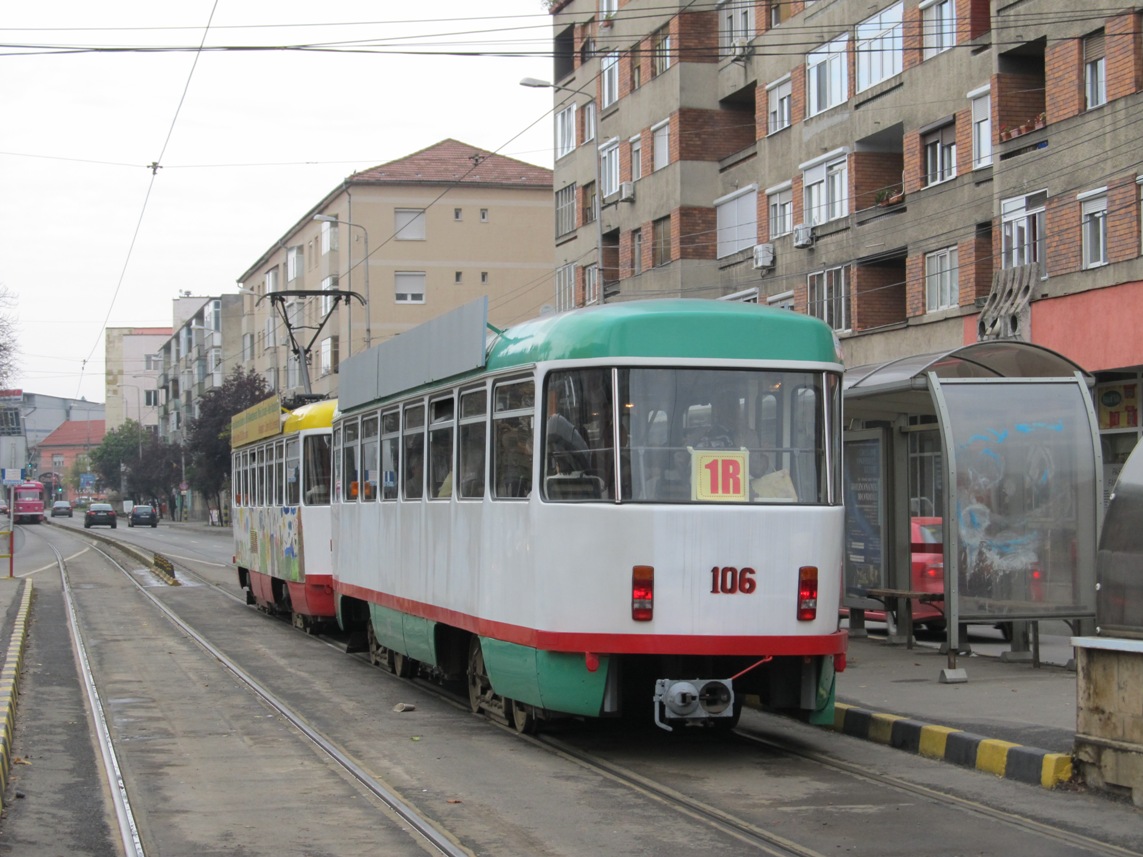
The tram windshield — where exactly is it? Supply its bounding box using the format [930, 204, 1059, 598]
[303, 434, 332, 505]
[542, 367, 839, 505]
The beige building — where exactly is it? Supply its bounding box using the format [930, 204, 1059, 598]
[104, 327, 171, 434]
[236, 139, 554, 399]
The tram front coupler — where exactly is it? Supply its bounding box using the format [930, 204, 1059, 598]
[653, 678, 735, 731]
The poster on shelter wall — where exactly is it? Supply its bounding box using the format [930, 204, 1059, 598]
[843, 432, 886, 604]
[1096, 381, 1140, 430]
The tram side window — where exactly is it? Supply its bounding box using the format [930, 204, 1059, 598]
[254, 448, 265, 506]
[285, 437, 300, 505]
[380, 411, 400, 500]
[492, 379, 534, 499]
[361, 415, 379, 501]
[332, 426, 342, 502]
[273, 440, 284, 505]
[303, 434, 331, 505]
[429, 397, 455, 499]
[542, 369, 614, 502]
[458, 388, 487, 499]
[343, 419, 360, 501]
[403, 404, 426, 500]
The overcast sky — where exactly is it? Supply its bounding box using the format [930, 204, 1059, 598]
[1, 1, 557, 404]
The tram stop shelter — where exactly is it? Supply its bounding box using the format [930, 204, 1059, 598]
[842, 341, 1101, 682]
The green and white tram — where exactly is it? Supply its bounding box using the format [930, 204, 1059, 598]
[333, 299, 846, 731]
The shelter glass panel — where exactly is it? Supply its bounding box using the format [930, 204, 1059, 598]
[942, 381, 1097, 619]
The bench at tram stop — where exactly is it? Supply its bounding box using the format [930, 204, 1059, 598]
[856, 588, 946, 649]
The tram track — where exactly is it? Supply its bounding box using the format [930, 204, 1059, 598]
[25, 525, 1142, 857]
[30, 525, 472, 857]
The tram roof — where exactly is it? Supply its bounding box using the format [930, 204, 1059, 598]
[486, 300, 842, 369]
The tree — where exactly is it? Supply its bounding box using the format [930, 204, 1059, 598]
[129, 436, 184, 505]
[0, 285, 17, 387]
[185, 366, 272, 513]
[88, 420, 149, 494]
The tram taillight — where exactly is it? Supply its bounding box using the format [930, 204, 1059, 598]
[797, 566, 818, 621]
[632, 565, 654, 621]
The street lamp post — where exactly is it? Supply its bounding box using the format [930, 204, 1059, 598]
[521, 76, 605, 306]
[313, 214, 371, 353]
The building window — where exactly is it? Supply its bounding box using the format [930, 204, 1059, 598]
[584, 264, 599, 305]
[265, 267, 278, 294]
[264, 316, 277, 349]
[803, 151, 848, 226]
[481, 271, 489, 284]
[771, 0, 791, 27]
[480, 208, 488, 222]
[601, 0, 616, 17]
[1085, 32, 1106, 110]
[321, 275, 339, 314]
[807, 34, 848, 116]
[583, 181, 597, 224]
[556, 263, 575, 311]
[1001, 191, 1047, 273]
[320, 219, 338, 255]
[286, 245, 303, 282]
[583, 101, 596, 142]
[808, 266, 850, 332]
[768, 185, 793, 237]
[453, 208, 463, 221]
[652, 27, 671, 77]
[454, 271, 463, 284]
[600, 139, 620, 197]
[1081, 191, 1108, 269]
[767, 76, 792, 134]
[652, 119, 670, 171]
[971, 90, 992, 168]
[556, 103, 576, 159]
[922, 0, 955, 59]
[925, 246, 959, 311]
[145, 353, 161, 370]
[923, 123, 956, 185]
[320, 337, 339, 376]
[719, 0, 754, 57]
[601, 51, 620, 108]
[555, 184, 576, 237]
[715, 186, 758, 258]
[768, 290, 795, 311]
[632, 228, 643, 274]
[395, 271, 426, 304]
[242, 333, 254, 362]
[652, 216, 671, 267]
[395, 209, 426, 241]
[630, 136, 642, 180]
[145, 389, 160, 407]
[856, 2, 902, 92]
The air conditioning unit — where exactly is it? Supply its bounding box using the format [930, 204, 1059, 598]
[752, 243, 774, 270]
[732, 38, 753, 59]
[618, 181, 635, 202]
[792, 224, 815, 248]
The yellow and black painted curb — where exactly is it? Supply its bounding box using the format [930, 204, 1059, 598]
[0, 580, 33, 807]
[831, 701, 1074, 788]
[151, 553, 178, 585]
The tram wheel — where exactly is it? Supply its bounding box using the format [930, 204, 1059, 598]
[509, 698, 537, 735]
[467, 638, 489, 715]
[392, 651, 414, 679]
[366, 619, 384, 667]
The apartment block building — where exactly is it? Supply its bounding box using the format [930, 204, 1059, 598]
[546, 0, 1143, 481]
[235, 139, 554, 400]
[156, 295, 244, 446]
[104, 326, 171, 434]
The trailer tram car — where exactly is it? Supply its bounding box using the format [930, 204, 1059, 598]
[231, 397, 336, 630]
[333, 299, 847, 731]
[13, 481, 45, 524]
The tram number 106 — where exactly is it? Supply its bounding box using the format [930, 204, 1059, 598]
[709, 566, 757, 595]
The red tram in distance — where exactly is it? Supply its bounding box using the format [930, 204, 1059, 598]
[13, 481, 45, 524]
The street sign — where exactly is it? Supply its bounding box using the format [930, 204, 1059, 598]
[179, 481, 189, 491]
[1, 468, 20, 486]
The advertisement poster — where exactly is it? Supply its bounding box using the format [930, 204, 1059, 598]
[844, 433, 885, 602]
[1097, 381, 1140, 430]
